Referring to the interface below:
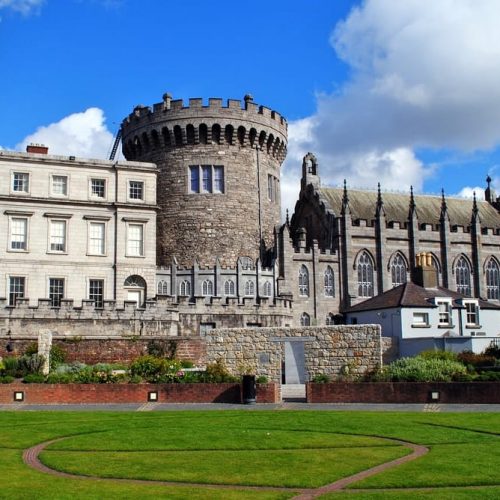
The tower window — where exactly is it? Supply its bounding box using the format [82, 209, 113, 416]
[486, 259, 500, 300]
[456, 256, 471, 297]
[189, 165, 224, 194]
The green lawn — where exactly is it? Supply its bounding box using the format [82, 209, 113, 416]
[0, 410, 498, 498]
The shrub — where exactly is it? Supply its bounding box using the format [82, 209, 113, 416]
[457, 351, 496, 368]
[256, 375, 269, 384]
[50, 345, 66, 369]
[46, 372, 75, 384]
[484, 344, 500, 359]
[180, 360, 194, 368]
[129, 355, 182, 383]
[476, 371, 500, 381]
[18, 354, 46, 375]
[24, 343, 38, 356]
[419, 350, 458, 362]
[312, 374, 330, 383]
[1, 357, 19, 377]
[0, 375, 15, 384]
[381, 356, 467, 382]
[204, 359, 238, 383]
[23, 373, 46, 384]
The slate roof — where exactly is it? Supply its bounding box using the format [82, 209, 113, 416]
[319, 188, 500, 229]
[345, 282, 500, 312]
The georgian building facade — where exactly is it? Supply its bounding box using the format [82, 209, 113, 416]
[0, 145, 158, 308]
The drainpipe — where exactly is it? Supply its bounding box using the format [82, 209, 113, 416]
[113, 162, 119, 301]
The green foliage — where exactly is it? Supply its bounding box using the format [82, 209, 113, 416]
[129, 355, 182, 383]
[484, 344, 500, 359]
[380, 356, 468, 382]
[256, 375, 269, 384]
[180, 360, 194, 368]
[49, 344, 67, 370]
[204, 359, 238, 383]
[18, 353, 45, 375]
[457, 351, 496, 368]
[24, 342, 38, 356]
[22, 373, 46, 384]
[312, 373, 331, 383]
[418, 349, 458, 362]
[45, 372, 74, 384]
[147, 339, 177, 358]
[1, 357, 19, 377]
[0, 375, 14, 384]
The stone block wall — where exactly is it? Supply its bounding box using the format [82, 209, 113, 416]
[205, 324, 382, 382]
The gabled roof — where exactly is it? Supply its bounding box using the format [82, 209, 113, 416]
[319, 187, 500, 229]
[345, 282, 500, 313]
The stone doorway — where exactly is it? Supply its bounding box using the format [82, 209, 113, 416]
[281, 340, 307, 401]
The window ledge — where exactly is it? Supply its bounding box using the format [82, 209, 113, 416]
[466, 324, 482, 329]
[438, 324, 455, 328]
[411, 324, 431, 328]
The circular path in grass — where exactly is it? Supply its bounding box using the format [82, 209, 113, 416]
[23, 434, 428, 497]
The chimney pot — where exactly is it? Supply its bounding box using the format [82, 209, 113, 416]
[26, 144, 48, 155]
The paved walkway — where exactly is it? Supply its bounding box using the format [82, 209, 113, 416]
[2, 402, 500, 411]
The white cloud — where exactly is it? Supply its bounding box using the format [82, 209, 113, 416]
[286, 0, 500, 212]
[456, 187, 485, 200]
[0, 0, 44, 15]
[16, 108, 114, 159]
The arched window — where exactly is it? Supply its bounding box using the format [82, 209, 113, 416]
[224, 125, 234, 145]
[186, 124, 195, 145]
[173, 125, 183, 146]
[357, 251, 374, 297]
[237, 126, 246, 145]
[179, 280, 191, 297]
[239, 256, 254, 270]
[456, 256, 471, 297]
[211, 124, 221, 144]
[262, 281, 272, 297]
[486, 259, 500, 300]
[299, 265, 309, 296]
[244, 280, 255, 296]
[300, 312, 310, 326]
[224, 279, 235, 296]
[390, 253, 407, 287]
[199, 124, 208, 144]
[324, 266, 334, 297]
[325, 313, 335, 326]
[202, 279, 213, 296]
[157, 280, 169, 295]
[124, 275, 146, 288]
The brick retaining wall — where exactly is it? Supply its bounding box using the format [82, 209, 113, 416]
[0, 382, 279, 405]
[307, 382, 500, 404]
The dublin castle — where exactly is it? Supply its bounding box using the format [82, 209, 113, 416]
[1, 93, 500, 354]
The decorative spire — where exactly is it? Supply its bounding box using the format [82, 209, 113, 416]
[471, 191, 480, 223]
[408, 185, 417, 218]
[341, 179, 350, 215]
[375, 182, 385, 217]
[487, 175, 492, 188]
[285, 208, 290, 226]
[440, 188, 449, 223]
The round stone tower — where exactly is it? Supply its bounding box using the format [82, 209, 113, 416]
[121, 94, 287, 267]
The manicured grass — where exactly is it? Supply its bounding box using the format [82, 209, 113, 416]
[0, 410, 498, 498]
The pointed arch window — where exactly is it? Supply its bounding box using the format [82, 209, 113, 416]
[357, 252, 374, 297]
[486, 259, 500, 300]
[202, 279, 214, 296]
[299, 265, 309, 296]
[244, 280, 255, 296]
[456, 256, 471, 297]
[157, 280, 169, 295]
[300, 312, 310, 326]
[179, 280, 191, 297]
[262, 281, 272, 297]
[224, 279, 235, 296]
[324, 266, 334, 297]
[391, 254, 407, 287]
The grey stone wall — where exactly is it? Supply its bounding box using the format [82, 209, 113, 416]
[205, 324, 382, 382]
[121, 94, 287, 268]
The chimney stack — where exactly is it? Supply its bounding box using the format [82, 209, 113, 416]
[414, 252, 438, 288]
[26, 144, 48, 155]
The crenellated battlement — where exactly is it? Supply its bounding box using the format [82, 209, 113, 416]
[121, 93, 288, 163]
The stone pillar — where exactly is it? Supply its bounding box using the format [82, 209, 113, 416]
[38, 330, 52, 375]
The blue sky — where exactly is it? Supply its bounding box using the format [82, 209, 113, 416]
[2, 0, 500, 215]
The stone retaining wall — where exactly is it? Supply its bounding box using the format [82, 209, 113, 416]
[0, 382, 279, 404]
[307, 382, 500, 404]
[206, 325, 382, 382]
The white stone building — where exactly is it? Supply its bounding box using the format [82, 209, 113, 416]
[0, 145, 157, 308]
